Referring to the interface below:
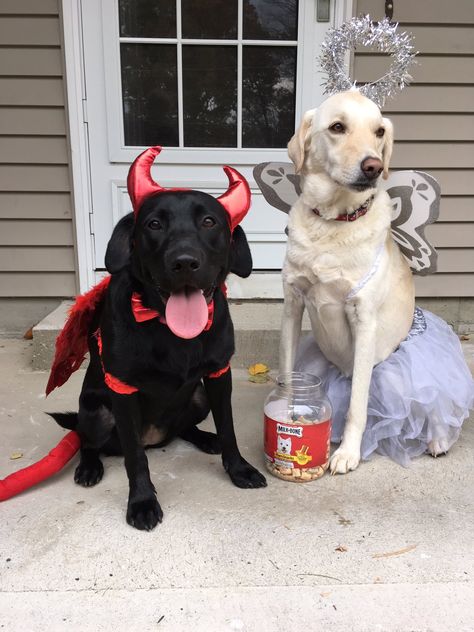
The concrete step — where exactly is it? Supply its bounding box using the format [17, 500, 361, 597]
[31, 300, 312, 371]
[31, 298, 474, 372]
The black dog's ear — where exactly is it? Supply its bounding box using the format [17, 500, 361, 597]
[229, 225, 252, 278]
[105, 212, 135, 274]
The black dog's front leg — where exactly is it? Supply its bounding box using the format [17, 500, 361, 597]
[110, 392, 163, 530]
[203, 369, 266, 488]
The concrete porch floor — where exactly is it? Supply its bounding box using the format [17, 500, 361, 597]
[1, 338, 473, 632]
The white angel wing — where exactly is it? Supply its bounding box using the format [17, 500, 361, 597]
[381, 170, 440, 275]
[253, 164, 440, 275]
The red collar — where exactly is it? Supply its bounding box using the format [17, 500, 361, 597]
[312, 195, 374, 222]
[131, 292, 215, 331]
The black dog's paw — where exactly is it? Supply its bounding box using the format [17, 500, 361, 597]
[74, 458, 104, 487]
[191, 429, 222, 454]
[181, 427, 222, 454]
[126, 497, 163, 531]
[225, 458, 267, 489]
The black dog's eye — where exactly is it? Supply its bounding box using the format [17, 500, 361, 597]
[376, 127, 385, 138]
[329, 122, 345, 134]
[202, 216, 216, 228]
[148, 219, 163, 230]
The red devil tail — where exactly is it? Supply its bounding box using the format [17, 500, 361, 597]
[0, 431, 80, 501]
[46, 276, 111, 395]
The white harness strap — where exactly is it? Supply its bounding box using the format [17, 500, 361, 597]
[345, 242, 385, 302]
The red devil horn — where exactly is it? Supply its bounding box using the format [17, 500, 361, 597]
[217, 166, 251, 232]
[127, 145, 165, 215]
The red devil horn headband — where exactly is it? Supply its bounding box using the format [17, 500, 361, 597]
[127, 145, 251, 232]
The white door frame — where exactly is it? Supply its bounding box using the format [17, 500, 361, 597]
[61, 0, 354, 295]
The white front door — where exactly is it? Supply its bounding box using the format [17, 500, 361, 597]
[75, 0, 345, 295]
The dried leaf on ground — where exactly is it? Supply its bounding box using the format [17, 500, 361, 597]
[248, 362, 271, 383]
[10, 451, 23, 460]
[335, 545, 348, 552]
[248, 363, 270, 376]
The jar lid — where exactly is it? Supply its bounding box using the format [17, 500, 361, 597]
[276, 372, 322, 393]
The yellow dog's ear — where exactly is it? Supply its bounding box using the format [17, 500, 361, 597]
[381, 117, 394, 180]
[287, 109, 315, 174]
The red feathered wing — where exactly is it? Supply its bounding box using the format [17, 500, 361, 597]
[45, 276, 111, 396]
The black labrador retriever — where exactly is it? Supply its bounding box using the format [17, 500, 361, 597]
[50, 147, 266, 530]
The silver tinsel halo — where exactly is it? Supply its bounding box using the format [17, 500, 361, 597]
[319, 15, 417, 108]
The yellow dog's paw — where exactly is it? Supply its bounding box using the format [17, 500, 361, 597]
[329, 446, 361, 474]
[427, 437, 450, 457]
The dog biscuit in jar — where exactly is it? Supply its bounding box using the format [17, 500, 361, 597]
[264, 373, 332, 482]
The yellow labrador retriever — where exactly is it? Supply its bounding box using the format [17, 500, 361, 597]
[280, 90, 416, 474]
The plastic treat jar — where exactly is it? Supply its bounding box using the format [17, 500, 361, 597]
[264, 372, 332, 482]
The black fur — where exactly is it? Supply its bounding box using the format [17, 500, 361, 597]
[51, 191, 266, 530]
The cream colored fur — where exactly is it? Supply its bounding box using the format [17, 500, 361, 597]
[281, 90, 416, 474]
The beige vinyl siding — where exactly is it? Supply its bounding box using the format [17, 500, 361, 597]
[0, 273, 76, 297]
[0, 193, 71, 219]
[355, 0, 474, 297]
[0, 0, 76, 305]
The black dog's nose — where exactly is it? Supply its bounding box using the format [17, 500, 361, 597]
[360, 157, 383, 180]
[171, 254, 200, 273]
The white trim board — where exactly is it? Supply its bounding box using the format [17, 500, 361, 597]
[61, 0, 96, 293]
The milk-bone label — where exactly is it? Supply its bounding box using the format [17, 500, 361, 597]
[264, 416, 331, 469]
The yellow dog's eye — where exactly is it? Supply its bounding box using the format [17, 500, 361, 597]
[376, 127, 385, 138]
[329, 122, 345, 134]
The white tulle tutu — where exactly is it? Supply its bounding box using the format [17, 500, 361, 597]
[295, 309, 474, 466]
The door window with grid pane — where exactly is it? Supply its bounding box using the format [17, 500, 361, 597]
[115, 0, 298, 152]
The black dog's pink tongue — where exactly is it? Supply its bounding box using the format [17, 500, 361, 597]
[165, 288, 208, 339]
